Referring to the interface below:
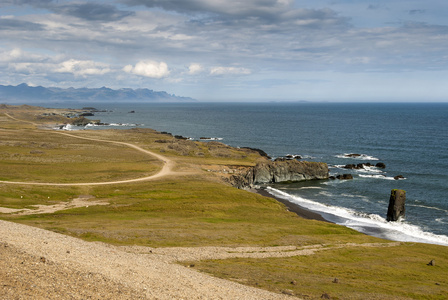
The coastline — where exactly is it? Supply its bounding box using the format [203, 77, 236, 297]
[255, 188, 329, 222]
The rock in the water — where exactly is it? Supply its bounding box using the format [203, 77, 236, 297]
[336, 174, 353, 180]
[376, 162, 386, 169]
[345, 153, 361, 158]
[394, 175, 405, 180]
[387, 189, 406, 221]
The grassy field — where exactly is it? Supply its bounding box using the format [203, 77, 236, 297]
[184, 243, 448, 299]
[1, 105, 447, 299]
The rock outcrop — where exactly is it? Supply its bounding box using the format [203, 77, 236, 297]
[230, 160, 329, 189]
[387, 189, 406, 221]
[344, 162, 386, 170]
[253, 160, 328, 183]
[336, 174, 353, 180]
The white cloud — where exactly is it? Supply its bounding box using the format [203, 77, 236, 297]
[56, 59, 111, 76]
[210, 66, 251, 76]
[123, 60, 170, 78]
[188, 63, 203, 75]
[0, 48, 43, 63]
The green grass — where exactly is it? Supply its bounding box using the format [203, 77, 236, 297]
[2, 106, 448, 299]
[0, 185, 82, 209]
[0, 129, 161, 183]
[3, 179, 377, 247]
[185, 243, 448, 299]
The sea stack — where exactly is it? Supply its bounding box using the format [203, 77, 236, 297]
[387, 189, 406, 221]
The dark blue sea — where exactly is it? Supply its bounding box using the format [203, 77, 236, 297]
[51, 102, 448, 246]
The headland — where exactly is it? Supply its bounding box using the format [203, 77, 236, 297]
[1, 104, 447, 299]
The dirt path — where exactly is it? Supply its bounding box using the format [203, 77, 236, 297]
[1, 113, 184, 186]
[0, 195, 109, 215]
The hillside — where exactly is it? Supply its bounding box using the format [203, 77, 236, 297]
[0, 83, 195, 103]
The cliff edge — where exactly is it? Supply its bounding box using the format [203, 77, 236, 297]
[230, 160, 329, 189]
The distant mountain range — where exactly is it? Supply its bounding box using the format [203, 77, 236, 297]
[0, 83, 195, 102]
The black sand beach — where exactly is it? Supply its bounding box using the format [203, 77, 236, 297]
[256, 188, 329, 222]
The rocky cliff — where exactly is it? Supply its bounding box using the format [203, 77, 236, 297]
[230, 160, 329, 189]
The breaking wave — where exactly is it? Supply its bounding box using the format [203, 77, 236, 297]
[198, 137, 224, 141]
[265, 187, 448, 246]
[358, 174, 398, 180]
[335, 153, 380, 161]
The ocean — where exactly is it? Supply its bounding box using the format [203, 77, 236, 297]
[52, 102, 448, 246]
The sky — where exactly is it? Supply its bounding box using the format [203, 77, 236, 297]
[1, 0, 448, 102]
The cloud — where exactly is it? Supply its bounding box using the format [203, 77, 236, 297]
[1, 1, 134, 22]
[56, 59, 111, 76]
[0, 0, 52, 7]
[50, 3, 135, 22]
[210, 66, 251, 76]
[123, 0, 291, 16]
[188, 63, 203, 75]
[0, 18, 44, 31]
[409, 9, 426, 15]
[123, 0, 348, 29]
[124, 60, 170, 78]
[0, 48, 24, 62]
[367, 4, 381, 10]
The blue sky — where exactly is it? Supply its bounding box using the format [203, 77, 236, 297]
[1, 0, 448, 101]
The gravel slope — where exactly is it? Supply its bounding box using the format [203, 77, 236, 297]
[1, 220, 297, 299]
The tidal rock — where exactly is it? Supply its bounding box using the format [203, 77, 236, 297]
[345, 153, 361, 158]
[79, 112, 94, 116]
[387, 189, 406, 221]
[344, 163, 375, 170]
[394, 175, 405, 180]
[336, 174, 353, 180]
[284, 154, 302, 160]
[376, 162, 386, 169]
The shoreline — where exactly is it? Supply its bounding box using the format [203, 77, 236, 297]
[255, 189, 448, 247]
[255, 188, 330, 222]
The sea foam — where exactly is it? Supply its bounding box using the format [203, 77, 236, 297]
[358, 174, 397, 180]
[266, 187, 448, 246]
[335, 153, 380, 161]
